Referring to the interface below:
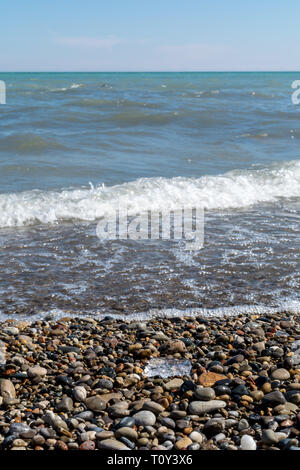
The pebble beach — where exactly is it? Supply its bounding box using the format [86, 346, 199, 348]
[0, 312, 300, 451]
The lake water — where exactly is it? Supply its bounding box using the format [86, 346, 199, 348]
[0, 72, 300, 320]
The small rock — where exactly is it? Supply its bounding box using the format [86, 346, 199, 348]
[175, 437, 192, 450]
[73, 386, 87, 402]
[56, 396, 73, 412]
[164, 379, 184, 391]
[28, 366, 47, 377]
[240, 435, 257, 450]
[97, 439, 130, 450]
[188, 400, 226, 415]
[194, 387, 216, 401]
[0, 379, 16, 398]
[198, 372, 227, 387]
[271, 369, 290, 381]
[133, 410, 156, 427]
[85, 396, 106, 412]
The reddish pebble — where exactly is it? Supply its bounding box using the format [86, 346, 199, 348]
[56, 440, 68, 450]
[80, 440, 95, 450]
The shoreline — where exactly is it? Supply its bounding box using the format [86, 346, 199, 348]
[0, 312, 299, 450]
[1, 299, 300, 324]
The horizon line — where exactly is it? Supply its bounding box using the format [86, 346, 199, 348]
[1, 70, 300, 73]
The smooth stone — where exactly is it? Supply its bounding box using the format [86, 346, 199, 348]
[164, 379, 184, 391]
[285, 391, 300, 404]
[97, 439, 130, 450]
[175, 437, 193, 450]
[97, 392, 123, 403]
[143, 401, 164, 414]
[79, 440, 95, 450]
[74, 411, 94, 420]
[194, 387, 216, 401]
[97, 379, 113, 390]
[163, 440, 174, 450]
[115, 427, 138, 441]
[3, 327, 19, 335]
[96, 431, 115, 440]
[238, 419, 249, 431]
[250, 390, 264, 401]
[214, 433, 226, 443]
[118, 417, 136, 428]
[133, 410, 156, 427]
[56, 397, 73, 412]
[271, 369, 290, 381]
[80, 432, 96, 443]
[198, 372, 227, 387]
[240, 435, 257, 450]
[85, 396, 106, 412]
[43, 411, 68, 431]
[188, 400, 226, 415]
[262, 391, 286, 406]
[262, 429, 287, 445]
[9, 422, 30, 435]
[108, 404, 130, 418]
[188, 443, 200, 451]
[161, 418, 175, 429]
[0, 379, 16, 399]
[73, 386, 87, 402]
[119, 437, 135, 449]
[214, 385, 231, 396]
[28, 366, 47, 377]
[189, 431, 204, 444]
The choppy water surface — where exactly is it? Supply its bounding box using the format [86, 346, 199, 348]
[0, 72, 300, 319]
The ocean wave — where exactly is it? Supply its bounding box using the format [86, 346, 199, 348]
[1, 160, 300, 227]
[71, 98, 162, 109]
[0, 133, 66, 154]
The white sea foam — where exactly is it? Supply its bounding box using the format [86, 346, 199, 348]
[50, 83, 84, 92]
[1, 160, 300, 228]
[0, 299, 300, 324]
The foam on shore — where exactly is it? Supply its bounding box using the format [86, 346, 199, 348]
[1, 299, 300, 324]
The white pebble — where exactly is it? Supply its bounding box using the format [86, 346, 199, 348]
[240, 434, 257, 450]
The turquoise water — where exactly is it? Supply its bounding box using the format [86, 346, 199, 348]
[0, 72, 300, 318]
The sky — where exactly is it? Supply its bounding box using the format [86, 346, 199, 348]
[0, 1, 300, 71]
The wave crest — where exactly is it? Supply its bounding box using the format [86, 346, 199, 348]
[1, 160, 300, 227]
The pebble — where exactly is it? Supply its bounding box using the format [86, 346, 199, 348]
[27, 366, 47, 377]
[115, 427, 138, 441]
[175, 437, 193, 450]
[56, 396, 74, 412]
[189, 431, 204, 443]
[73, 386, 87, 402]
[240, 435, 257, 450]
[194, 387, 216, 401]
[188, 400, 226, 415]
[164, 378, 184, 391]
[97, 439, 130, 450]
[271, 369, 291, 381]
[0, 313, 299, 451]
[143, 401, 164, 414]
[262, 391, 286, 406]
[85, 396, 106, 412]
[133, 410, 156, 427]
[80, 440, 96, 450]
[0, 379, 16, 398]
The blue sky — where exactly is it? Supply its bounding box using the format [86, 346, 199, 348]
[0, 1, 299, 71]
